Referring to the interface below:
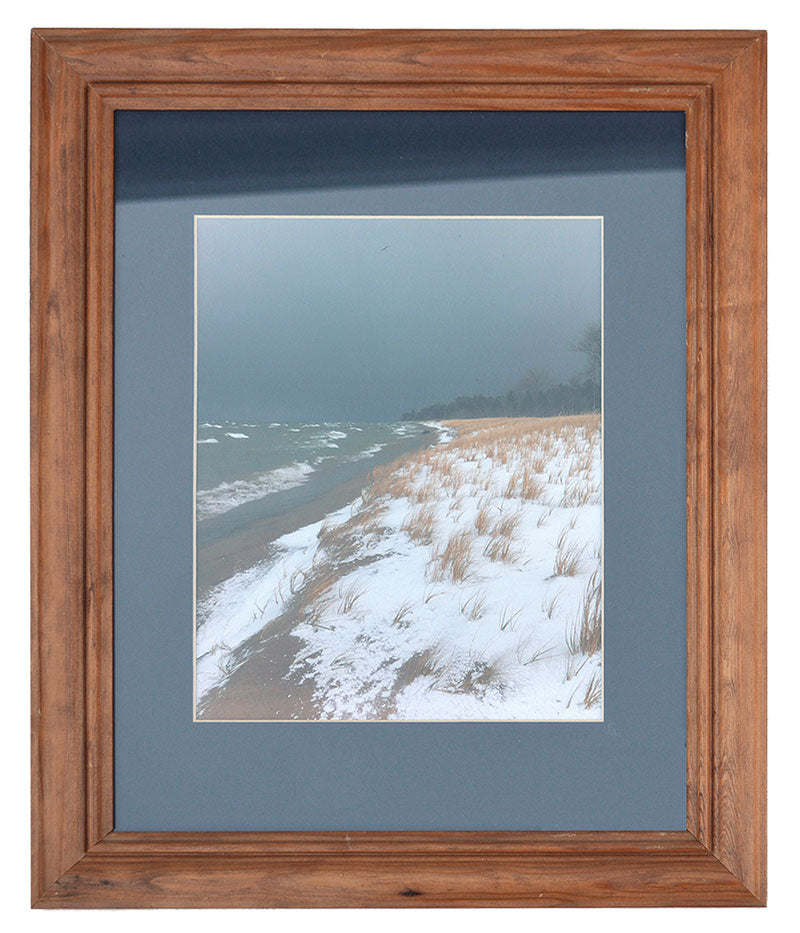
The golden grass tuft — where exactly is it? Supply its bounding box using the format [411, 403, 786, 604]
[536, 505, 554, 528]
[560, 479, 593, 508]
[519, 468, 545, 502]
[566, 570, 603, 657]
[483, 536, 518, 565]
[553, 526, 584, 577]
[401, 504, 438, 545]
[491, 510, 522, 540]
[583, 669, 602, 709]
[431, 529, 475, 583]
[474, 499, 495, 536]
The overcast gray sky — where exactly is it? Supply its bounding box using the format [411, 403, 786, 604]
[196, 216, 601, 423]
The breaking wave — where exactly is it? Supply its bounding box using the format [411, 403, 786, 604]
[197, 462, 315, 519]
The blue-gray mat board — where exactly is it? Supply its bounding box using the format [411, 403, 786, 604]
[114, 111, 686, 830]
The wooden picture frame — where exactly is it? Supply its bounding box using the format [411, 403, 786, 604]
[30, 29, 766, 907]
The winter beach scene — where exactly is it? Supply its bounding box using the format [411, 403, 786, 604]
[195, 215, 603, 721]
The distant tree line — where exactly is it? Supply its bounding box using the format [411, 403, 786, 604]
[401, 375, 599, 421]
[401, 324, 601, 421]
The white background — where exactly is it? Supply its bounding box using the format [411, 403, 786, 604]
[3, 1, 793, 929]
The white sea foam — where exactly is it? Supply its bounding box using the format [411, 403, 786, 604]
[347, 443, 386, 461]
[197, 438, 219, 444]
[197, 462, 315, 519]
[225, 432, 249, 439]
[425, 421, 458, 444]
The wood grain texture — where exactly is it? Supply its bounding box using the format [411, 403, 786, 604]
[39, 834, 761, 908]
[685, 87, 714, 850]
[30, 28, 766, 908]
[87, 81, 706, 111]
[31, 31, 90, 901]
[84, 87, 115, 847]
[35, 29, 762, 84]
[708, 34, 767, 901]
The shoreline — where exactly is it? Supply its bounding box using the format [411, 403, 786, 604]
[196, 428, 434, 596]
[196, 425, 447, 720]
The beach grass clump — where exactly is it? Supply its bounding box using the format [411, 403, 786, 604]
[536, 505, 554, 528]
[460, 588, 488, 621]
[430, 529, 475, 584]
[401, 504, 438, 545]
[502, 473, 519, 498]
[442, 651, 508, 695]
[553, 526, 584, 577]
[337, 580, 366, 615]
[516, 639, 557, 667]
[566, 569, 603, 657]
[560, 479, 593, 508]
[541, 589, 562, 621]
[409, 475, 441, 505]
[483, 535, 518, 565]
[393, 643, 451, 690]
[530, 453, 548, 473]
[395, 643, 509, 699]
[519, 468, 545, 502]
[499, 605, 523, 632]
[391, 600, 415, 628]
[582, 668, 602, 709]
[474, 498, 495, 536]
[491, 510, 522, 540]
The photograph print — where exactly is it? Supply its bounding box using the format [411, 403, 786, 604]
[194, 215, 603, 721]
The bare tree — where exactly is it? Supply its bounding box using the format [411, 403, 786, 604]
[572, 323, 601, 381]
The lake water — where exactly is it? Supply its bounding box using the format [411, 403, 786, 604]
[195, 420, 435, 592]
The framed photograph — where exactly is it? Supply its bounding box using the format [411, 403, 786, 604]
[194, 213, 604, 723]
[31, 29, 766, 907]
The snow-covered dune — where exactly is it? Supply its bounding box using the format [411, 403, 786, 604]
[196, 415, 603, 721]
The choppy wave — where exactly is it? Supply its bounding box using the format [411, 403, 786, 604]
[347, 443, 386, 461]
[197, 462, 315, 519]
[196, 421, 431, 520]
